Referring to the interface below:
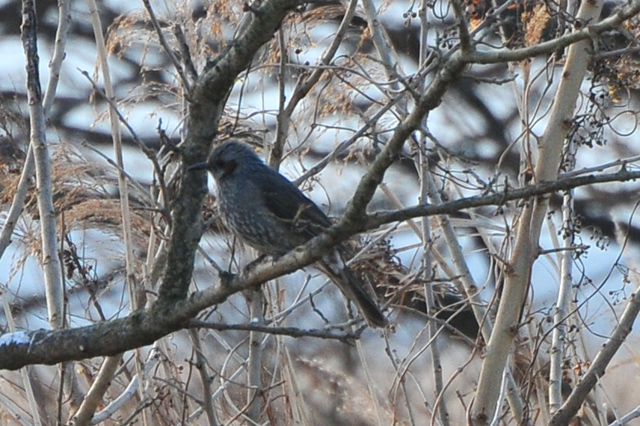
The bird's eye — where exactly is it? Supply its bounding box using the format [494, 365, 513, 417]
[215, 159, 237, 177]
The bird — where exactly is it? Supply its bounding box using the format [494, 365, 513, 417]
[190, 140, 387, 328]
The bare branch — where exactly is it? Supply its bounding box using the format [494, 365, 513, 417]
[466, 0, 640, 64]
[367, 167, 640, 231]
[189, 319, 362, 341]
[3, 164, 638, 370]
[472, 0, 605, 422]
[21, 0, 65, 330]
[72, 355, 123, 426]
[188, 329, 219, 426]
[550, 289, 640, 425]
[141, 0, 192, 94]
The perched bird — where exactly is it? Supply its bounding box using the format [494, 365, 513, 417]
[190, 140, 387, 327]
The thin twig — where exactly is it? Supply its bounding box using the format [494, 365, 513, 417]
[274, 0, 360, 165]
[21, 0, 65, 331]
[269, 27, 288, 169]
[188, 329, 219, 426]
[189, 319, 362, 342]
[0, 0, 70, 261]
[246, 287, 265, 423]
[78, 69, 170, 210]
[550, 287, 640, 425]
[86, 1, 142, 424]
[141, 0, 192, 94]
[172, 24, 198, 82]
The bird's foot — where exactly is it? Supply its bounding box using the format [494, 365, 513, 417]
[218, 270, 236, 286]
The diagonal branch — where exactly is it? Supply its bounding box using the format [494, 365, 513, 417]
[549, 289, 640, 426]
[471, 0, 605, 422]
[339, 52, 467, 229]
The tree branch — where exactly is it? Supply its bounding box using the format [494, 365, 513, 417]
[472, 0, 605, 422]
[339, 52, 467, 228]
[550, 288, 640, 425]
[367, 167, 640, 231]
[189, 319, 362, 342]
[466, 0, 640, 64]
[21, 0, 65, 330]
[3, 165, 638, 370]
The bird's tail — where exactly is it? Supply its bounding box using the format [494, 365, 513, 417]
[319, 252, 387, 328]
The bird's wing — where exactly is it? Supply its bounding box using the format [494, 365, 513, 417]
[253, 169, 333, 233]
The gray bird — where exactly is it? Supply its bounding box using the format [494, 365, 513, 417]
[190, 140, 387, 328]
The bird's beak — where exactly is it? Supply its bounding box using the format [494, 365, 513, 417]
[188, 162, 208, 171]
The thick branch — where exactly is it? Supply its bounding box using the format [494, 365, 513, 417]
[472, 0, 605, 422]
[0, 313, 163, 370]
[0, 226, 340, 370]
[3, 165, 638, 370]
[0, 0, 300, 371]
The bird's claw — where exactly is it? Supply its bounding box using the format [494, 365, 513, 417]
[218, 270, 236, 286]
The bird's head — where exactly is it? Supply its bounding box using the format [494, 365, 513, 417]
[189, 140, 262, 181]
